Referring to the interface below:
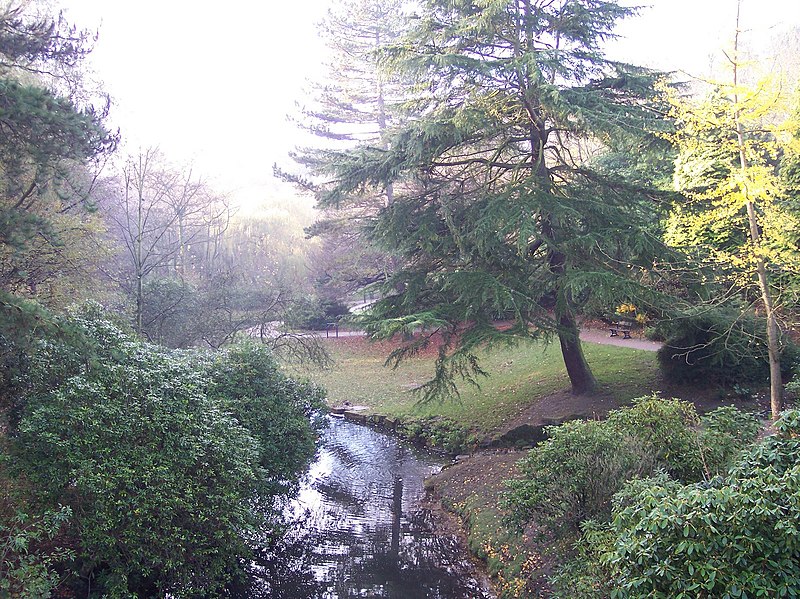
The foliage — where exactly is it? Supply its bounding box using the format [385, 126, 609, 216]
[397, 415, 474, 454]
[207, 342, 326, 499]
[301, 299, 351, 331]
[0, 505, 74, 599]
[601, 410, 800, 598]
[666, 86, 800, 284]
[0, 4, 116, 297]
[664, 43, 800, 418]
[0, 291, 98, 426]
[698, 405, 760, 477]
[4, 302, 323, 597]
[505, 418, 647, 535]
[548, 519, 617, 599]
[606, 396, 703, 481]
[289, 0, 407, 301]
[656, 304, 799, 385]
[504, 396, 757, 536]
[308, 0, 675, 397]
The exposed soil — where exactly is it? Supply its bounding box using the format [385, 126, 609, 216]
[428, 450, 525, 510]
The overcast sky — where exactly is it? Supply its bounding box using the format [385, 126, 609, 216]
[59, 0, 800, 211]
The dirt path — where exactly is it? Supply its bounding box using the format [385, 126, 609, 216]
[580, 327, 662, 352]
[319, 326, 664, 352]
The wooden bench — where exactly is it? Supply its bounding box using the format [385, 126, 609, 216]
[609, 320, 632, 339]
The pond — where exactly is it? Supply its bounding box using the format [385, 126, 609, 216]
[251, 415, 494, 598]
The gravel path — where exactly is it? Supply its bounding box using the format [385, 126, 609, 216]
[579, 328, 662, 352]
[319, 327, 664, 352]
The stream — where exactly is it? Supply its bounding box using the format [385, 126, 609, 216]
[252, 415, 494, 598]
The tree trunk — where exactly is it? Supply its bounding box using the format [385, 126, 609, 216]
[134, 175, 144, 335]
[542, 210, 597, 395]
[558, 308, 597, 394]
[731, 6, 783, 419]
[751, 234, 783, 420]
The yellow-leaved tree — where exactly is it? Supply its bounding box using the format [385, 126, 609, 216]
[666, 3, 800, 420]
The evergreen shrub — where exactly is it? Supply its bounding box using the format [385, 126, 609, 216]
[504, 397, 759, 537]
[3, 301, 325, 597]
[656, 306, 799, 385]
[605, 410, 800, 598]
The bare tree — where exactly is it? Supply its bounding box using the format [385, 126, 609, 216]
[106, 148, 231, 333]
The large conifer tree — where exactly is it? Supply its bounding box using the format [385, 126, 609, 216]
[287, 0, 408, 298]
[313, 0, 670, 396]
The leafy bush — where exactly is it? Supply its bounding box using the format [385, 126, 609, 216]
[504, 419, 648, 534]
[5, 304, 324, 597]
[603, 410, 800, 598]
[504, 397, 757, 536]
[0, 506, 74, 599]
[698, 406, 760, 477]
[301, 299, 351, 330]
[656, 305, 799, 385]
[207, 343, 325, 498]
[548, 519, 617, 599]
[606, 396, 703, 481]
[18, 337, 260, 595]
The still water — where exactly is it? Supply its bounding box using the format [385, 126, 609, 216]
[254, 415, 494, 598]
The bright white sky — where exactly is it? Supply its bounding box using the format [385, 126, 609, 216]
[58, 0, 800, 212]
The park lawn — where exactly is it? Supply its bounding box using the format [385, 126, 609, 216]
[305, 336, 660, 436]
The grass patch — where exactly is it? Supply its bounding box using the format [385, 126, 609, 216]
[427, 451, 551, 598]
[302, 336, 660, 436]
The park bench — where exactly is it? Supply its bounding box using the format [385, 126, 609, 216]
[609, 320, 632, 339]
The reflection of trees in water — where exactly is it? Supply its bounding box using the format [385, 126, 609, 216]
[239, 418, 491, 598]
[228, 531, 323, 599]
[325, 507, 491, 599]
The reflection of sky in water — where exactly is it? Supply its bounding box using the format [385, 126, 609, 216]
[279, 416, 493, 599]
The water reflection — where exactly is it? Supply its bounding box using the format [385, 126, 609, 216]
[270, 415, 493, 599]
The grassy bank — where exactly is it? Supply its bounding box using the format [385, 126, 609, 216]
[298, 334, 665, 598]
[425, 450, 549, 598]
[306, 335, 660, 437]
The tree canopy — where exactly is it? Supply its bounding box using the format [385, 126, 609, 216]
[310, 0, 673, 396]
[0, 3, 116, 298]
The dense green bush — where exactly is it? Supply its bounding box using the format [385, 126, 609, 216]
[0, 506, 74, 599]
[550, 411, 784, 598]
[606, 396, 704, 481]
[656, 305, 799, 385]
[301, 299, 351, 330]
[504, 397, 759, 537]
[698, 406, 761, 477]
[3, 302, 324, 597]
[207, 343, 325, 498]
[505, 419, 647, 534]
[604, 410, 800, 598]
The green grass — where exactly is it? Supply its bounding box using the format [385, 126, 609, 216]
[301, 336, 660, 436]
[297, 336, 664, 594]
